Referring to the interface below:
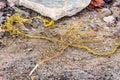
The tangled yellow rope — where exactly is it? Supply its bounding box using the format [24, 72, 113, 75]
[1, 14, 120, 77]
[3, 13, 119, 57]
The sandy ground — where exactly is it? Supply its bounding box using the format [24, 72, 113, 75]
[0, 1, 120, 80]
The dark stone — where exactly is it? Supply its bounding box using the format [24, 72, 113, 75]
[104, 0, 112, 4]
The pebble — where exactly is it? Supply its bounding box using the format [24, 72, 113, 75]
[104, 0, 112, 4]
[103, 15, 114, 23]
[27, 48, 33, 52]
[0, 16, 6, 24]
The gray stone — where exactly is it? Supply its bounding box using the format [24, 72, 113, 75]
[8, 0, 91, 20]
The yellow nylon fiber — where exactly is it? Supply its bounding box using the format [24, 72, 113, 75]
[1, 13, 120, 57]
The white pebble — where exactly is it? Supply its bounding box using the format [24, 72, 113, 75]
[103, 16, 114, 23]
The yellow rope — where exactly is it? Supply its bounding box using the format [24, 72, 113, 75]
[2, 13, 120, 57]
[71, 42, 120, 56]
[42, 19, 55, 27]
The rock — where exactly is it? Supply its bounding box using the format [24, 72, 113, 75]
[8, 0, 91, 20]
[103, 15, 114, 23]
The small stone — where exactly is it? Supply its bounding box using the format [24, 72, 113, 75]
[0, 17, 6, 24]
[103, 15, 114, 23]
[27, 48, 33, 52]
[104, 0, 112, 4]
